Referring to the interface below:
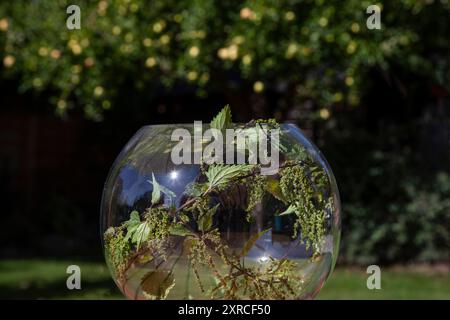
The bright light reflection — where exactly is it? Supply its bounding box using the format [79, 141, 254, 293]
[170, 170, 179, 180]
[259, 256, 269, 263]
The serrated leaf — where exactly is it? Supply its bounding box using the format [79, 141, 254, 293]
[210, 104, 232, 131]
[206, 164, 254, 189]
[185, 182, 208, 197]
[151, 173, 161, 204]
[169, 224, 195, 237]
[198, 204, 219, 232]
[141, 270, 175, 300]
[278, 204, 297, 216]
[240, 228, 271, 257]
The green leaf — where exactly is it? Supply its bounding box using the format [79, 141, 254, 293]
[210, 104, 232, 131]
[240, 228, 271, 257]
[132, 222, 151, 250]
[185, 182, 208, 197]
[148, 174, 176, 203]
[151, 173, 161, 204]
[141, 270, 175, 300]
[126, 210, 141, 225]
[278, 204, 297, 216]
[206, 164, 254, 189]
[198, 204, 219, 232]
[169, 224, 195, 237]
[160, 184, 176, 200]
[124, 211, 141, 242]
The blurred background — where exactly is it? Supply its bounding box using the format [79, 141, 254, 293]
[0, 0, 449, 299]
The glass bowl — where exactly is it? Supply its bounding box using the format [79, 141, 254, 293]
[100, 123, 341, 300]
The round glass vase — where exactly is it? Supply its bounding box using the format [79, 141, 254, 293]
[100, 123, 341, 300]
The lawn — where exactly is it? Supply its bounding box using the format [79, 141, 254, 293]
[0, 260, 448, 300]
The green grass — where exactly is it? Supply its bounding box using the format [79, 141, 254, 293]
[0, 260, 121, 300]
[318, 268, 450, 300]
[0, 260, 448, 300]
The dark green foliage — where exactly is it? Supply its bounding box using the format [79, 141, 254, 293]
[342, 171, 450, 264]
[1, 1, 449, 119]
[324, 124, 450, 265]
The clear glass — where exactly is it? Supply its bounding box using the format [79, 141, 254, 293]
[100, 124, 341, 300]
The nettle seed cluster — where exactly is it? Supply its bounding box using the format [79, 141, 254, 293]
[103, 105, 333, 300]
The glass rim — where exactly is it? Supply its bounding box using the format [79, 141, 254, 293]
[138, 122, 299, 132]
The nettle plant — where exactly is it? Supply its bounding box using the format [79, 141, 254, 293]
[103, 106, 334, 300]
